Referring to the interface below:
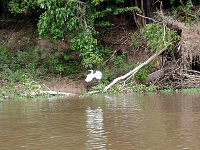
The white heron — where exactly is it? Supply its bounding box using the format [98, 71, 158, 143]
[85, 70, 102, 82]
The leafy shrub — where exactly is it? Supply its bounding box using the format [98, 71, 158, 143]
[37, 0, 84, 39]
[135, 66, 150, 83]
[0, 45, 12, 65]
[171, 0, 196, 26]
[101, 54, 135, 83]
[46, 50, 78, 75]
[71, 32, 109, 68]
[8, 0, 38, 15]
[1, 74, 43, 98]
[7, 0, 141, 69]
[140, 23, 180, 52]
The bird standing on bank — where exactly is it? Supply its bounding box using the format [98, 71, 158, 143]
[85, 70, 102, 82]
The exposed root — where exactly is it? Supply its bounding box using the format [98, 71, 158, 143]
[149, 10, 200, 89]
[153, 58, 200, 89]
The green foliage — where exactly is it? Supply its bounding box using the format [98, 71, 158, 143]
[93, 6, 141, 19]
[90, 83, 107, 93]
[140, 23, 180, 52]
[0, 44, 79, 84]
[96, 21, 112, 28]
[98, 51, 151, 85]
[104, 82, 157, 93]
[131, 84, 157, 93]
[99, 53, 143, 86]
[135, 66, 151, 83]
[47, 52, 65, 74]
[13, 74, 42, 96]
[171, 0, 196, 26]
[180, 88, 200, 93]
[0, 45, 12, 65]
[101, 54, 128, 82]
[159, 87, 174, 93]
[88, 52, 155, 93]
[7, 0, 141, 69]
[38, 0, 82, 39]
[113, 55, 126, 67]
[46, 50, 78, 75]
[71, 32, 109, 68]
[36, 0, 139, 68]
[1, 74, 44, 98]
[131, 36, 140, 47]
[0, 43, 82, 98]
[0, 45, 46, 82]
[8, 0, 38, 14]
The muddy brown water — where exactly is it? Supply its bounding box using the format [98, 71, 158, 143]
[0, 93, 200, 150]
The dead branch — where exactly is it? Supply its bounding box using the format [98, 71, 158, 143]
[104, 46, 168, 91]
[136, 13, 157, 22]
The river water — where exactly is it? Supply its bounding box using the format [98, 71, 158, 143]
[0, 93, 200, 150]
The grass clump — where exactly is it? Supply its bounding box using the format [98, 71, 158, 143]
[1, 74, 43, 99]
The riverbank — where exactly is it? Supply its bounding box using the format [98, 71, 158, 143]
[41, 76, 86, 94]
[1, 6, 200, 98]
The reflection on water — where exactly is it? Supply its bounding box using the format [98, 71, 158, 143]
[0, 93, 200, 150]
[86, 107, 107, 149]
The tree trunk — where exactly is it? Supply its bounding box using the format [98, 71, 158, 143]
[131, 0, 154, 28]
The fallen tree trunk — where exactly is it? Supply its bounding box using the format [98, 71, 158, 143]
[40, 90, 76, 96]
[20, 90, 76, 97]
[104, 46, 168, 91]
[104, 12, 200, 91]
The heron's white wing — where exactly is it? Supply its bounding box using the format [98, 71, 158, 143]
[85, 74, 95, 82]
[94, 71, 102, 79]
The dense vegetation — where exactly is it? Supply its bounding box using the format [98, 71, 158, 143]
[0, 0, 199, 97]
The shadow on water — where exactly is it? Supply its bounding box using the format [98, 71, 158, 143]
[0, 93, 200, 150]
